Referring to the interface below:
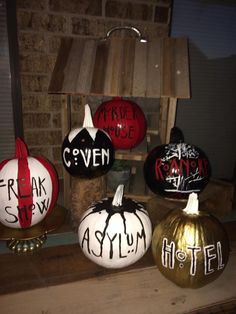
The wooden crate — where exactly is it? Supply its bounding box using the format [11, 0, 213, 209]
[49, 35, 190, 208]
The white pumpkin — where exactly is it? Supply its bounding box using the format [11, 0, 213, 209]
[0, 138, 59, 229]
[78, 185, 152, 269]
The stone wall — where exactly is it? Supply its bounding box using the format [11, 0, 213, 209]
[16, 0, 172, 182]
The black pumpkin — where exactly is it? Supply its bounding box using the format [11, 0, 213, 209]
[144, 127, 211, 199]
[62, 105, 114, 178]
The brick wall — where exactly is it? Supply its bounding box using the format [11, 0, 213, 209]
[16, 0, 172, 181]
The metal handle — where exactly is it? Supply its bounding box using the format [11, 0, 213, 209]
[102, 26, 147, 43]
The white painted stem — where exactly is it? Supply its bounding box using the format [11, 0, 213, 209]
[112, 185, 124, 207]
[183, 192, 199, 215]
[83, 104, 94, 128]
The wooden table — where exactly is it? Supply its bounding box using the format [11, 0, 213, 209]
[0, 220, 236, 314]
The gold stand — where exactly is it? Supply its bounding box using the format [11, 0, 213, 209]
[0, 205, 68, 253]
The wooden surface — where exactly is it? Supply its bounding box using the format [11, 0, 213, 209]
[61, 96, 72, 209]
[0, 221, 235, 314]
[147, 179, 235, 224]
[71, 175, 106, 230]
[49, 37, 190, 99]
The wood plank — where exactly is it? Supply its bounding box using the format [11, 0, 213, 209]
[90, 40, 109, 94]
[162, 37, 175, 97]
[0, 234, 236, 314]
[71, 175, 106, 231]
[115, 151, 146, 161]
[146, 39, 162, 97]
[48, 37, 73, 93]
[49, 37, 190, 99]
[159, 97, 169, 144]
[75, 39, 97, 94]
[147, 133, 161, 152]
[0, 243, 155, 296]
[132, 39, 147, 97]
[128, 161, 146, 196]
[165, 97, 177, 143]
[103, 37, 123, 96]
[174, 37, 191, 98]
[119, 38, 136, 96]
[62, 38, 85, 93]
[61, 96, 72, 208]
[199, 178, 234, 218]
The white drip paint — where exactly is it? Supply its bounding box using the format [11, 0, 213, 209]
[112, 185, 124, 207]
[183, 192, 199, 215]
[83, 104, 94, 128]
[82, 105, 98, 141]
[68, 104, 99, 142]
[68, 128, 81, 142]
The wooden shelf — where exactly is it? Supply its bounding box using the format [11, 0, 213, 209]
[0, 221, 235, 314]
[109, 133, 161, 201]
[115, 151, 147, 161]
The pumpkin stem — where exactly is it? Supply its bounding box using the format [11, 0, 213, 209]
[83, 104, 94, 128]
[169, 127, 184, 144]
[183, 192, 199, 215]
[112, 184, 124, 207]
[15, 138, 29, 158]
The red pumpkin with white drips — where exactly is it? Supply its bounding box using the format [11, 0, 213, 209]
[0, 138, 59, 229]
[93, 97, 147, 150]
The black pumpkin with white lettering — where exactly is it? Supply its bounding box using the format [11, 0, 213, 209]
[144, 127, 211, 199]
[152, 193, 230, 288]
[62, 105, 114, 178]
[78, 185, 152, 269]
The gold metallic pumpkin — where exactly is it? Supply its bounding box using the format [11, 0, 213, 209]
[152, 193, 230, 288]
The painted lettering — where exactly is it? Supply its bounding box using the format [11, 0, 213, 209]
[79, 148, 92, 168]
[0, 177, 47, 201]
[119, 233, 127, 258]
[81, 227, 91, 254]
[161, 239, 225, 276]
[91, 230, 103, 257]
[217, 241, 224, 270]
[204, 245, 217, 275]
[155, 158, 164, 180]
[187, 246, 201, 276]
[36, 198, 50, 214]
[3, 198, 49, 225]
[4, 206, 18, 223]
[80, 228, 147, 260]
[63, 148, 110, 169]
[63, 147, 71, 167]
[161, 238, 175, 269]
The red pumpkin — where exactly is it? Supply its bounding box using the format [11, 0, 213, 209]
[93, 97, 147, 150]
[0, 138, 59, 229]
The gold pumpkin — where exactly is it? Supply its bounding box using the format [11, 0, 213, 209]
[152, 193, 230, 288]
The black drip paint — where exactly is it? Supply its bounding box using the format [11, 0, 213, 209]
[80, 197, 149, 257]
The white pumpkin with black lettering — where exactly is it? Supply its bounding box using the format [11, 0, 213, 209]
[78, 185, 152, 268]
[0, 138, 58, 229]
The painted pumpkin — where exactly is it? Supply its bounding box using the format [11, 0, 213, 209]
[78, 185, 152, 269]
[0, 138, 59, 229]
[144, 127, 211, 199]
[93, 97, 147, 150]
[152, 193, 230, 288]
[62, 104, 114, 178]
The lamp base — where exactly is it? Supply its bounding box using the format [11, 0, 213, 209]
[0, 205, 67, 253]
[7, 234, 47, 253]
